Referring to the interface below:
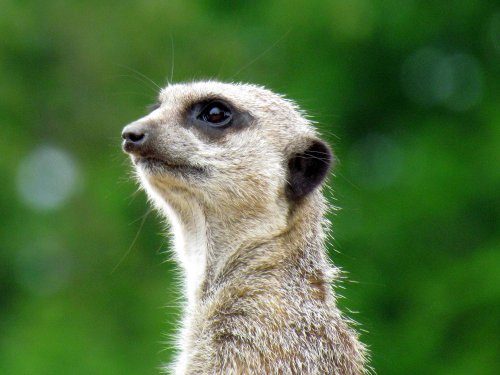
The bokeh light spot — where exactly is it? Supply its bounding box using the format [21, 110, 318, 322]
[347, 133, 403, 190]
[401, 47, 454, 107]
[328, 0, 375, 41]
[16, 145, 81, 211]
[442, 54, 483, 111]
[401, 47, 483, 111]
[489, 11, 500, 53]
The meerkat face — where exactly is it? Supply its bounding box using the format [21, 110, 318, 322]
[122, 81, 332, 214]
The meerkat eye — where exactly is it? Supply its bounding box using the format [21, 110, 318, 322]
[198, 101, 233, 127]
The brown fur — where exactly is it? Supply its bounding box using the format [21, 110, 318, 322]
[122, 81, 369, 374]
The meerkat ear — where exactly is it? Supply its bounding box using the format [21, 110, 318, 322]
[286, 139, 333, 201]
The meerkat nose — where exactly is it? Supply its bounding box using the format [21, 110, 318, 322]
[122, 122, 149, 153]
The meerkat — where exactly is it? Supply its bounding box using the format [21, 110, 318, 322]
[121, 81, 369, 374]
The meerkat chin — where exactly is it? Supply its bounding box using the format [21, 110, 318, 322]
[122, 81, 369, 374]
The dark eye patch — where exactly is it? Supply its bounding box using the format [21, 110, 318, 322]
[183, 96, 254, 141]
[197, 101, 233, 128]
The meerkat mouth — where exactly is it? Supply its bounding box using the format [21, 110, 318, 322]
[135, 156, 204, 175]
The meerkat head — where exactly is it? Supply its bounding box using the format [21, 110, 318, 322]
[122, 81, 332, 223]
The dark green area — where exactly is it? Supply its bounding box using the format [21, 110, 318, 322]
[1, 1, 499, 374]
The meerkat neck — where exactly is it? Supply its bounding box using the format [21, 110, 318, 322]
[162, 189, 328, 307]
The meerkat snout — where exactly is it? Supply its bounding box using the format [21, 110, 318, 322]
[122, 122, 149, 154]
[122, 80, 369, 374]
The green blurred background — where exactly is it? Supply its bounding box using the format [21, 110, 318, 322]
[1, 1, 499, 374]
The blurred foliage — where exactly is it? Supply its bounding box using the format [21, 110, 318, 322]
[1, 0, 499, 374]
